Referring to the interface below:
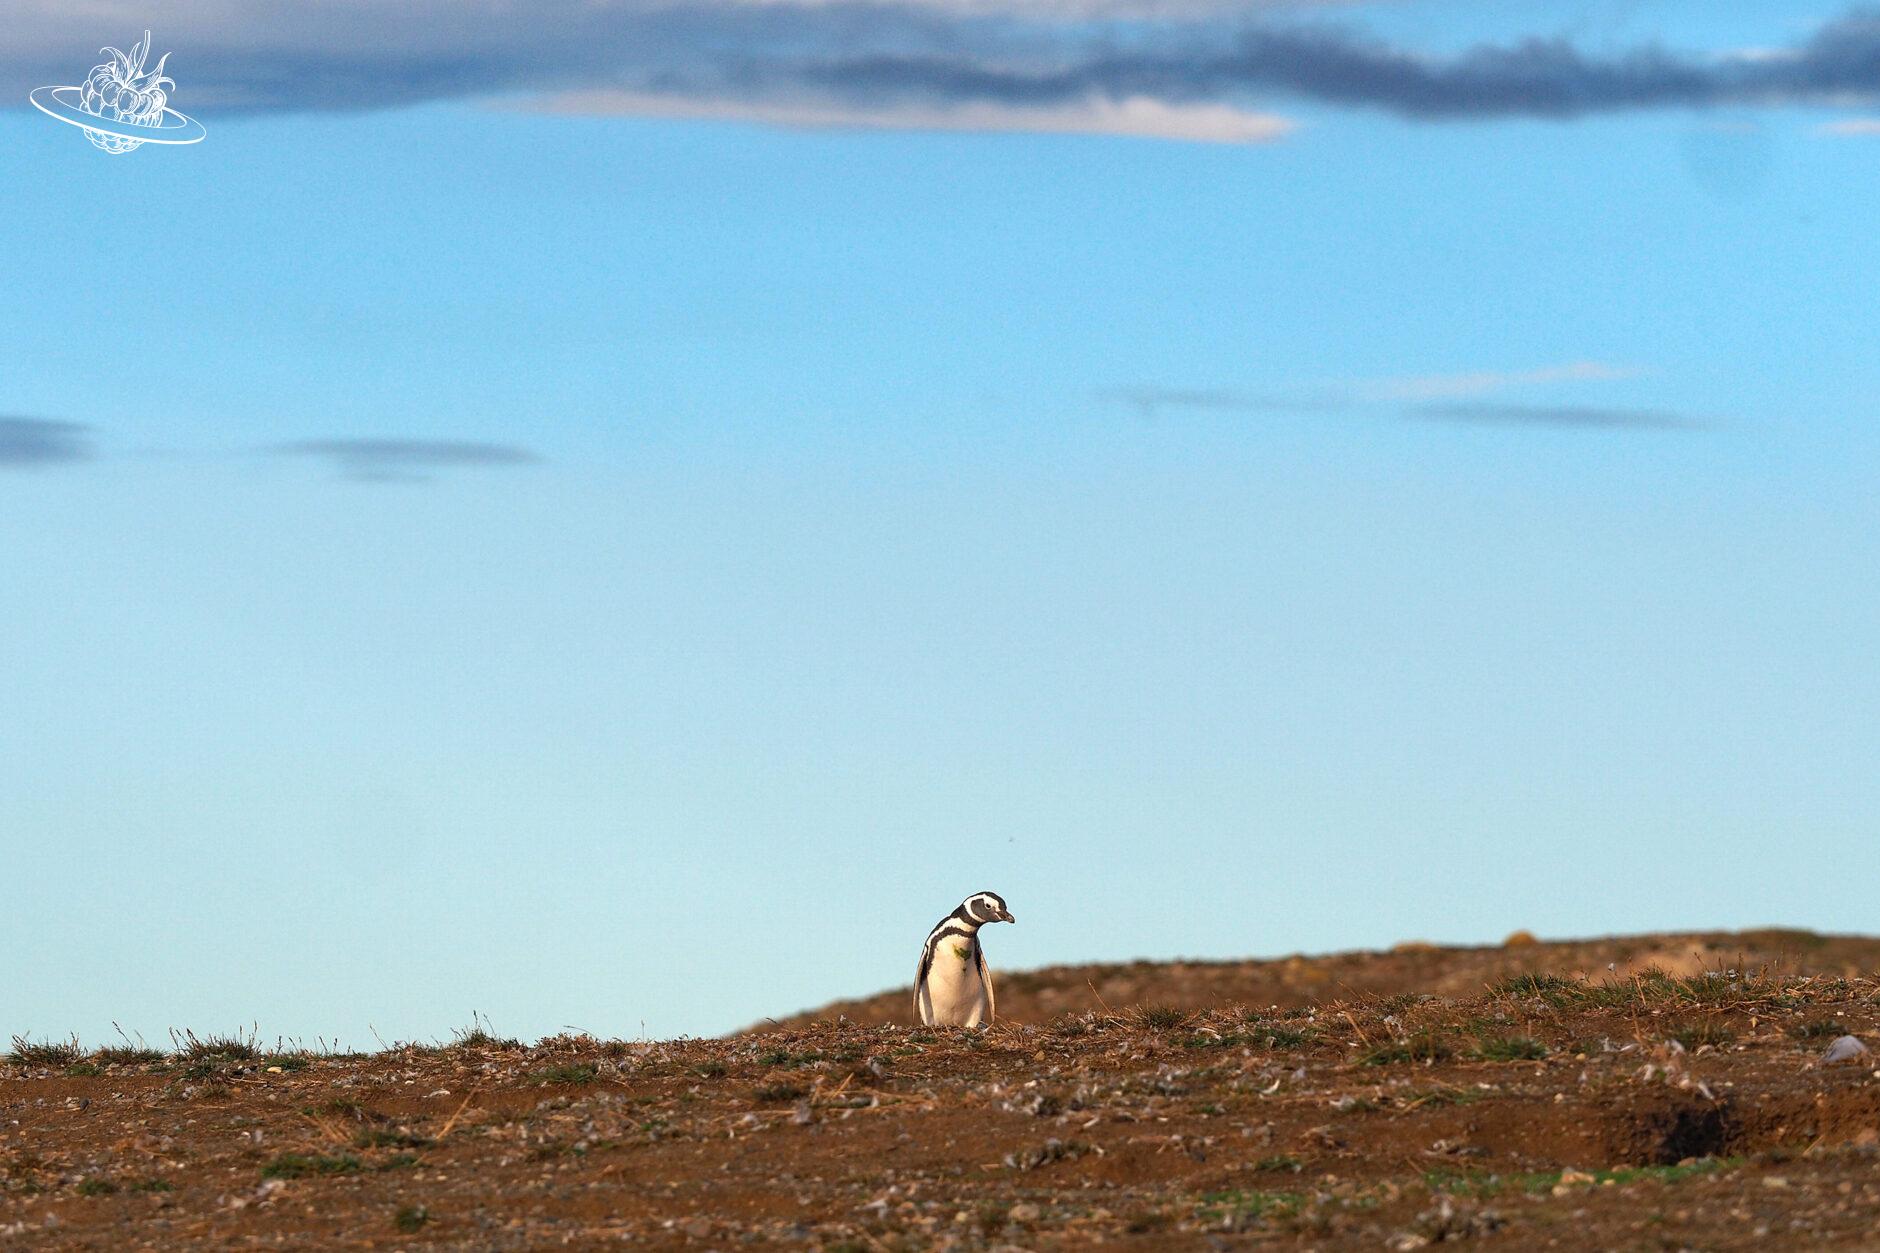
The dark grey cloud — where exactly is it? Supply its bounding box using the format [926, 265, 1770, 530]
[12, 4, 1880, 123]
[1411, 403, 1708, 431]
[0, 418, 92, 467]
[4, 2, 1007, 114]
[275, 438, 541, 482]
[799, 12, 1880, 120]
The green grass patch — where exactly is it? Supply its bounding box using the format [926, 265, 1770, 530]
[1204, 1021, 1319, 1050]
[1254, 1025, 1315, 1049]
[1493, 970, 1774, 1012]
[1361, 1032, 1453, 1066]
[1668, 1022, 1735, 1051]
[261, 1153, 363, 1180]
[173, 1030, 259, 1062]
[393, 1205, 430, 1233]
[1490, 973, 1578, 1002]
[8, 1036, 84, 1068]
[450, 1017, 521, 1050]
[262, 1055, 310, 1072]
[1197, 1188, 1305, 1225]
[93, 1045, 166, 1066]
[1739, 928, 1826, 950]
[76, 1177, 118, 1197]
[529, 1063, 598, 1087]
[754, 1081, 806, 1103]
[1137, 1005, 1189, 1031]
[1789, 1019, 1848, 1041]
[353, 1129, 434, 1150]
[1474, 1035, 1548, 1062]
[1181, 1032, 1242, 1050]
[311, 1098, 369, 1120]
[1426, 1157, 1739, 1199]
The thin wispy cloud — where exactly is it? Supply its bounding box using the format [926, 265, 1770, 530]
[1107, 358, 1699, 433]
[0, 418, 92, 467]
[524, 90, 1293, 144]
[274, 439, 541, 483]
[1112, 359, 1644, 417]
[1411, 402, 1707, 431]
[14, 4, 1880, 137]
[1367, 361, 1645, 403]
[1099, 385, 1341, 418]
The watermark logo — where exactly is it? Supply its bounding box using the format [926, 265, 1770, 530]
[30, 31, 205, 155]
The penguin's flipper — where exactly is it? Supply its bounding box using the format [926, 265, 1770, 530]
[976, 942, 996, 1024]
[914, 943, 935, 1021]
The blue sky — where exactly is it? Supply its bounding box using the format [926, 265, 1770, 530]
[4, 2, 1878, 1045]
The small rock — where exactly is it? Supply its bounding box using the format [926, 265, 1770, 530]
[1502, 930, 1539, 947]
[1822, 1036, 1869, 1064]
[1008, 1203, 1041, 1223]
[1762, 1176, 1790, 1189]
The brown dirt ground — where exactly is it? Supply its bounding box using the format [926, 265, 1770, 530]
[9, 929, 1880, 1250]
[762, 928, 1880, 1031]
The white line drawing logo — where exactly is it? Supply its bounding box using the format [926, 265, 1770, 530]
[30, 31, 206, 154]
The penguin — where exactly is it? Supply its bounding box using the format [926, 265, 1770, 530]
[914, 891, 1016, 1028]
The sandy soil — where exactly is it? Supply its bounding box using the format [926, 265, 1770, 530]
[7, 929, 1880, 1250]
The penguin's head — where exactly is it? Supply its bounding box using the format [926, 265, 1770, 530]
[963, 891, 1015, 925]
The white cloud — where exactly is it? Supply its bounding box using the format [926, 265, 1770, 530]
[518, 90, 1294, 144]
[1818, 117, 1880, 134]
[1365, 360, 1645, 403]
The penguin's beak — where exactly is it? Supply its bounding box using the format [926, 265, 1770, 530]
[1000, 911, 1016, 924]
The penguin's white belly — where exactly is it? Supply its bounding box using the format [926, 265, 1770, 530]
[921, 939, 989, 1027]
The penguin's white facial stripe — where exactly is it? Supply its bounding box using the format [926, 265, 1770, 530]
[962, 888, 1007, 918]
[963, 891, 1011, 924]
